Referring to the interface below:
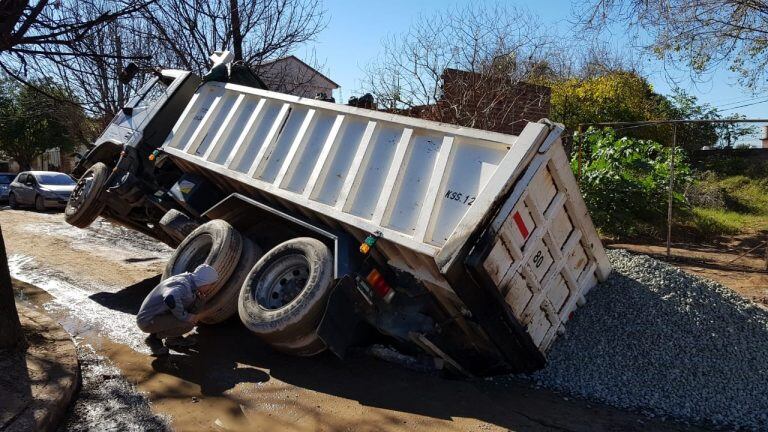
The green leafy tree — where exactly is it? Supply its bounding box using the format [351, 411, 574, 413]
[545, 71, 670, 141]
[0, 79, 83, 170]
[574, 127, 691, 237]
[545, 72, 747, 152]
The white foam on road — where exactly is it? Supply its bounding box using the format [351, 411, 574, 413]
[9, 253, 151, 354]
[22, 216, 173, 263]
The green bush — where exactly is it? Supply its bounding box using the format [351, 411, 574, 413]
[572, 128, 691, 237]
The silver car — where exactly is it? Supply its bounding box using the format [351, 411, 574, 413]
[9, 171, 76, 211]
[0, 173, 14, 202]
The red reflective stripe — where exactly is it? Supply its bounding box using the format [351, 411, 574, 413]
[512, 211, 529, 239]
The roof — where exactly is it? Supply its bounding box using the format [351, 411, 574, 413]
[22, 171, 70, 175]
[257, 55, 340, 88]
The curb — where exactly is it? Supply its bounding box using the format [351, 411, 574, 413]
[0, 304, 80, 432]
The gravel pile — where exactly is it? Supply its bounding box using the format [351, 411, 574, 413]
[530, 249, 768, 430]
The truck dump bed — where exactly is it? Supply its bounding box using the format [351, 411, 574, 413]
[161, 81, 610, 371]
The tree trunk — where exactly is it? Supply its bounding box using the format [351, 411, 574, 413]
[0, 224, 24, 350]
[229, 0, 243, 61]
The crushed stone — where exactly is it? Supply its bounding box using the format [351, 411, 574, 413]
[526, 249, 768, 430]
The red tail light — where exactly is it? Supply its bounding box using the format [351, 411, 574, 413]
[366, 269, 394, 302]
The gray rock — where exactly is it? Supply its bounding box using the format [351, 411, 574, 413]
[525, 249, 768, 431]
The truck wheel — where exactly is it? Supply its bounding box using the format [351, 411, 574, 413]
[159, 209, 200, 247]
[65, 162, 109, 228]
[163, 219, 243, 298]
[198, 239, 262, 324]
[238, 237, 333, 356]
[8, 193, 17, 209]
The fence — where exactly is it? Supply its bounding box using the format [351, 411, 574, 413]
[572, 121, 768, 301]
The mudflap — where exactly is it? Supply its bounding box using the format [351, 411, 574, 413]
[316, 276, 370, 359]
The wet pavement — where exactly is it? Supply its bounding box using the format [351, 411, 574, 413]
[2, 208, 707, 431]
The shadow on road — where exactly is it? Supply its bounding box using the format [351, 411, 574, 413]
[88, 275, 160, 315]
[87, 275, 699, 432]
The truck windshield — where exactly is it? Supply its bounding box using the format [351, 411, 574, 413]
[135, 79, 169, 110]
[36, 173, 75, 186]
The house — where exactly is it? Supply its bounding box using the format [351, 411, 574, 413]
[5, 147, 81, 173]
[254, 56, 339, 100]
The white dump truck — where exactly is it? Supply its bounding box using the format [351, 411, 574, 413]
[66, 53, 610, 376]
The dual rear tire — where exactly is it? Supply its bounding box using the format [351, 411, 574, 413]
[163, 220, 334, 355]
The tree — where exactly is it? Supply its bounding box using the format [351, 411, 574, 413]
[141, 0, 327, 75]
[576, 0, 768, 89]
[0, 224, 23, 350]
[363, 4, 557, 133]
[546, 71, 667, 133]
[1, 1, 157, 125]
[0, 0, 154, 74]
[544, 72, 748, 152]
[0, 78, 83, 170]
[26, 14, 162, 123]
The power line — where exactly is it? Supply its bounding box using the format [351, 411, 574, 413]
[716, 98, 768, 112]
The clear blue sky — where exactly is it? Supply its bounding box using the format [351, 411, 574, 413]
[303, 0, 766, 144]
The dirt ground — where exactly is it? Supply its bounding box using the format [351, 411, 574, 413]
[2, 208, 707, 431]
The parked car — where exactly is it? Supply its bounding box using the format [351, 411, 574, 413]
[9, 171, 76, 211]
[0, 173, 15, 202]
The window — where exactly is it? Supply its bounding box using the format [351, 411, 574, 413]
[35, 172, 75, 186]
[0, 174, 15, 184]
[135, 79, 169, 110]
[16, 173, 27, 183]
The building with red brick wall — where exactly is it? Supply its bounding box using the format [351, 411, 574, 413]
[404, 68, 551, 135]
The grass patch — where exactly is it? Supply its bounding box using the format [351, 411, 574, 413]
[684, 172, 768, 238]
[688, 208, 768, 237]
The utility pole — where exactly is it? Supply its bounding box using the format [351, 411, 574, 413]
[114, 27, 125, 109]
[229, 0, 244, 61]
[666, 124, 677, 260]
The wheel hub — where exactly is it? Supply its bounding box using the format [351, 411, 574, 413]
[70, 172, 94, 209]
[255, 255, 309, 310]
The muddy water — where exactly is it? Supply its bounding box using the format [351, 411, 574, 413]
[3, 209, 702, 431]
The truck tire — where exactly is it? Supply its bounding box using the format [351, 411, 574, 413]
[238, 237, 333, 356]
[159, 209, 200, 247]
[65, 162, 109, 228]
[162, 219, 243, 298]
[198, 239, 262, 324]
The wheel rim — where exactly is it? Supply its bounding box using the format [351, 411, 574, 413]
[253, 255, 309, 310]
[69, 170, 96, 211]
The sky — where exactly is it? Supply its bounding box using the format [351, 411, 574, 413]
[302, 0, 768, 145]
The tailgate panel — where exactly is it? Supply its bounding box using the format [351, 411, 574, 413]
[466, 137, 610, 359]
